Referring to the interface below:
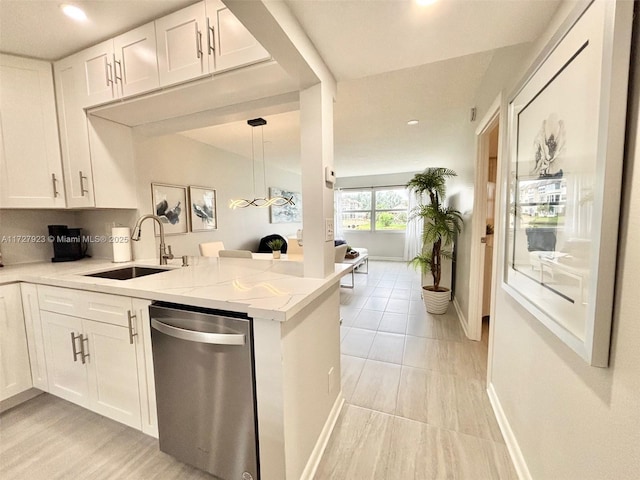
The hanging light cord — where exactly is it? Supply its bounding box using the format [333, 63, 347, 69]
[229, 118, 297, 209]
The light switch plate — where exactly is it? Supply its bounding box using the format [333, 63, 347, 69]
[325, 218, 335, 241]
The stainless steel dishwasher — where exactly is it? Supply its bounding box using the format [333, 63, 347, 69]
[149, 302, 259, 480]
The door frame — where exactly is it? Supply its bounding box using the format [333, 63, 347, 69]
[467, 93, 504, 341]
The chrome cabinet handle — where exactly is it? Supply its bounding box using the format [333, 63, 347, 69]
[114, 57, 123, 84]
[79, 334, 89, 364]
[79, 171, 89, 196]
[105, 61, 114, 86]
[195, 23, 203, 59]
[207, 18, 215, 54]
[151, 318, 245, 345]
[70, 332, 81, 362]
[51, 173, 59, 198]
[127, 310, 138, 345]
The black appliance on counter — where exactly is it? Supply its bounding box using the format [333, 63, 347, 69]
[48, 225, 87, 262]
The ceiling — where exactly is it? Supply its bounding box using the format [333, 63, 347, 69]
[284, 0, 563, 81]
[0, 0, 563, 178]
[0, 0, 195, 60]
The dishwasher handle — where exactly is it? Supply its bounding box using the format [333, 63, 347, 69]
[151, 318, 246, 345]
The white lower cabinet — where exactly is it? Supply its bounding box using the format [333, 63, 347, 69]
[38, 286, 153, 431]
[41, 311, 88, 407]
[0, 284, 32, 401]
[83, 317, 141, 428]
[21, 284, 48, 391]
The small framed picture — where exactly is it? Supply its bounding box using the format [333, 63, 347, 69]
[151, 183, 188, 235]
[269, 187, 302, 223]
[189, 186, 217, 231]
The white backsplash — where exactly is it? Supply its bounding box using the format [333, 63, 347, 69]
[0, 209, 80, 265]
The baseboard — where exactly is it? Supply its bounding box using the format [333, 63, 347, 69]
[487, 383, 532, 480]
[453, 297, 470, 338]
[299, 393, 345, 480]
[0, 388, 43, 413]
[368, 256, 404, 261]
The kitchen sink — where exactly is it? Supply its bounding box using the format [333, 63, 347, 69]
[84, 266, 171, 280]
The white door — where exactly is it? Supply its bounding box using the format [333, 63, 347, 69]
[79, 40, 116, 107]
[54, 57, 95, 208]
[0, 284, 32, 401]
[113, 22, 160, 98]
[156, 2, 208, 87]
[0, 55, 65, 208]
[83, 319, 141, 429]
[41, 311, 89, 407]
[206, 0, 270, 73]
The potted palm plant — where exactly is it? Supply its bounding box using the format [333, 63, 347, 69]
[407, 168, 463, 314]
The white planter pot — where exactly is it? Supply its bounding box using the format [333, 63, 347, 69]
[273, 251, 281, 259]
[422, 287, 450, 314]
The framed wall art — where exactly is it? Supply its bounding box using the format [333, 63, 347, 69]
[502, 0, 632, 367]
[269, 187, 302, 223]
[189, 186, 217, 231]
[151, 183, 188, 235]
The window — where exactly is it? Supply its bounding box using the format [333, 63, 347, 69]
[340, 188, 408, 232]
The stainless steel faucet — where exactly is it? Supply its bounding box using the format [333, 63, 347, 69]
[131, 214, 174, 265]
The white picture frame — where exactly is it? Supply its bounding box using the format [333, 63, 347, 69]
[502, 0, 633, 367]
[151, 183, 188, 236]
[189, 186, 217, 231]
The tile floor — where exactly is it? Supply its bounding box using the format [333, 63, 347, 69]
[314, 260, 517, 479]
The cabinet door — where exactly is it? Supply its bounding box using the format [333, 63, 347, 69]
[83, 319, 141, 429]
[156, 2, 208, 87]
[20, 284, 48, 391]
[41, 311, 88, 407]
[0, 55, 65, 208]
[113, 22, 160, 98]
[54, 57, 95, 208]
[79, 40, 117, 107]
[0, 284, 32, 401]
[205, 0, 270, 73]
[87, 116, 138, 208]
[132, 298, 158, 438]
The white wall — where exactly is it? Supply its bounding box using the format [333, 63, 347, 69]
[131, 133, 302, 261]
[487, 2, 640, 478]
[336, 172, 417, 259]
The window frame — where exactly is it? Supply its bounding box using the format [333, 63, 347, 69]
[340, 187, 408, 233]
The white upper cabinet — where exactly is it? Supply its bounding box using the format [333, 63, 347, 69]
[80, 40, 117, 107]
[113, 22, 160, 98]
[54, 56, 138, 209]
[0, 55, 65, 208]
[205, 0, 270, 73]
[54, 55, 95, 208]
[76, 24, 159, 108]
[156, 2, 208, 87]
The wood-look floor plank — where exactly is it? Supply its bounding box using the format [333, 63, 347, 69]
[396, 366, 504, 443]
[314, 404, 393, 480]
[385, 416, 518, 480]
[0, 394, 213, 479]
[350, 360, 401, 414]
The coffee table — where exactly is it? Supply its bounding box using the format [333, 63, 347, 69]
[340, 251, 369, 288]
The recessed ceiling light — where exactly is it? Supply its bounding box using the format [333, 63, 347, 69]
[416, 0, 438, 6]
[407, 120, 419, 126]
[60, 4, 88, 22]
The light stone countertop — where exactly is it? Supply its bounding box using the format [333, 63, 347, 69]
[0, 256, 352, 321]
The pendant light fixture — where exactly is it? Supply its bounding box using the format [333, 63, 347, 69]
[229, 118, 296, 209]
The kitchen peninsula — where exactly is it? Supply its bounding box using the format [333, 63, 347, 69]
[0, 256, 351, 479]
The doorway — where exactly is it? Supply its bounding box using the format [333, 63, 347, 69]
[467, 95, 503, 342]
